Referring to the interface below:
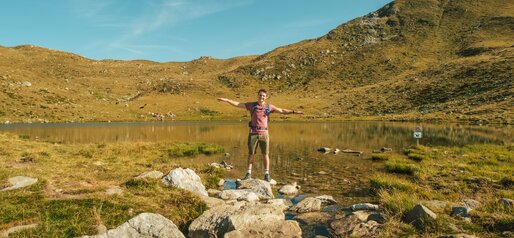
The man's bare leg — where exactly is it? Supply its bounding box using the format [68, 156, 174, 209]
[247, 154, 254, 171]
[244, 154, 254, 179]
[262, 154, 269, 171]
[263, 154, 271, 181]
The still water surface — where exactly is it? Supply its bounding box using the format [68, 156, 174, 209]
[1, 121, 511, 205]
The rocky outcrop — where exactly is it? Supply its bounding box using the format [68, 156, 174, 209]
[188, 201, 301, 238]
[162, 168, 208, 196]
[78, 213, 184, 238]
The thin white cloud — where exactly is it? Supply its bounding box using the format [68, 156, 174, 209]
[70, 0, 254, 59]
[128, 0, 253, 37]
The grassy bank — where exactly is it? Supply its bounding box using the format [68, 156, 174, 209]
[0, 133, 225, 237]
[370, 144, 514, 237]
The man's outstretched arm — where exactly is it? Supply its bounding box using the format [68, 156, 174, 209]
[274, 107, 304, 115]
[217, 98, 246, 108]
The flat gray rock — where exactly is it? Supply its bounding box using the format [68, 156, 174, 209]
[105, 187, 123, 196]
[235, 179, 274, 200]
[136, 171, 164, 179]
[1, 176, 38, 191]
[290, 197, 322, 213]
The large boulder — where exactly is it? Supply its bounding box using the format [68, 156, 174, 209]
[235, 179, 274, 200]
[189, 202, 300, 238]
[79, 213, 184, 238]
[162, 168, 207, 196]
[404, 204, 437, 230]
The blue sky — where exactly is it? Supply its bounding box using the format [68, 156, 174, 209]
[1, 0, 391, 62]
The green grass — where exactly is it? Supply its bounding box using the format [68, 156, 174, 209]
[166, 143, 224, 157]
[374, 143, 514, 237]
[201, 167, 225, 189]
[370, 173, 415, 192]
[385, 159, 418, 175]
[0, 133, 223, 237]
[378, 189, 419, 216]
[371, 153, 391, 161]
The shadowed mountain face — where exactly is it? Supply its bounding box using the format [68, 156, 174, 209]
[0, 0, 512, 123]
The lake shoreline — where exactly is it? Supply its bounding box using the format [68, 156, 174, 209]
[0, 133, 512, 237]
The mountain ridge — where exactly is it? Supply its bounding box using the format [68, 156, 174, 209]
[0, 0, 512, 124]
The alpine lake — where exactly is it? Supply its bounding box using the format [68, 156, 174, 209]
[1, 121, 512, 205]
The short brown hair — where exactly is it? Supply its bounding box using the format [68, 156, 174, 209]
[258, 89, 268, 94]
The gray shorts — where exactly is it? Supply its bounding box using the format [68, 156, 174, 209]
[248, 133, 269, 155]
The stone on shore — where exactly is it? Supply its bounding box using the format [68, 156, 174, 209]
[136, 170, 164, 180]
[290, 197, 322, 213]
[350, 203, 379, 211]
[316, 195, 337, 205]
[235, 179, 274, 200]
[330, 213, 382, 238]
[162, 168, 208, 196]
[404, 204, 437, 230]
[78, 213, 184, 238]
[219, 189, 258, 201]
[266, 199, 293, 211]
[189, 202, 301, 238]
[1, 176, 38, 191]
[279, 182, 300, 196]
[200, 195, 225, 208]
[450, 206, 471, 218]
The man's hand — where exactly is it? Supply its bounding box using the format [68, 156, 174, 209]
[217, 98, 228, 102]
[294, 110, 304, 114]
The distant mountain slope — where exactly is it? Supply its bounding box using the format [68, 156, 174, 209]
[218, 0, 513, 123]
[0, 0, 512, 123]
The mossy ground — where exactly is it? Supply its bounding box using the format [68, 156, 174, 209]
[371, 144, 514, 237]
[0, 133, 225, 237]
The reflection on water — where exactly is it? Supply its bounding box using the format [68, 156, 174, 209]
[0, 121, 511, 205]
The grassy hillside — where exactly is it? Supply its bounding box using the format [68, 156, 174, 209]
[0, 0, 512, 123]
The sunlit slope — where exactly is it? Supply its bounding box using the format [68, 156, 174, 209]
[0, 0, 512, 123]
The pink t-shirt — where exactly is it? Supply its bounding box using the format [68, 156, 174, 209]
[245, 102, 277, 134]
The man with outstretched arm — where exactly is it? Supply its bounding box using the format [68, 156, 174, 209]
[217, 89, 304, 182]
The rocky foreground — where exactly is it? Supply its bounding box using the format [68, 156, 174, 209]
[29, 167, 501, 238]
